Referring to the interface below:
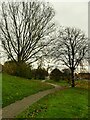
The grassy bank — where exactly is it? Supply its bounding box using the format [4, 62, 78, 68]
[17, 87, 88, 118]
[2, 74, 54, 107]
[46, 79, 70, 87]
[0, 73, 2, 108]
[46, 79, 89, 89]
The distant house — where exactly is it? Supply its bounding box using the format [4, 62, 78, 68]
[0, 64, 2, 72]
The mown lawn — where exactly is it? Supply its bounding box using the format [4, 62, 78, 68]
[46, 79, 70, 87]
[0, 73, 2, 108]
[46, 79, 89, 89]
[17, 87, 88, 118]
[2, 73, 54, 107]
[75, 80, 89, 89]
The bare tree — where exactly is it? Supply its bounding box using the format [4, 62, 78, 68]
[52, 27, 88, 87]
[88, 40, 90, 71]
[0, 1, 55, 64]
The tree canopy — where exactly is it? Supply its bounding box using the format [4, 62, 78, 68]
[51, 27, 88, 87]
[0, 1, 55, 64]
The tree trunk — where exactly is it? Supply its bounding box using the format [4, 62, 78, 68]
[71, 69, 75, 87]
[17, 54, 22, 63]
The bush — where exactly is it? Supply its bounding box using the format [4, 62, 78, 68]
[32, 68, 48, 80]
[77, 73, 90, 80]
[62, 68, 71, 82]
[0, 64, 2, 73]
[50, 68, 63, 81]
[3, 61, 32, 79]
[3, 61, 17, 75]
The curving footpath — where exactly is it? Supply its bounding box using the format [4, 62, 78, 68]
[2, 82, 68, 118]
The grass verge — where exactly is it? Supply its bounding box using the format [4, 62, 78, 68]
[46, 79, 89, 89]
[46, 80, 70, 87]
[17, 87, 88, 118]
[0, 73, 2, 108]
[2, 73, 54, 107]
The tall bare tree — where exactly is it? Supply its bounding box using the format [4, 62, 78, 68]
[88, 40, 90, 71]
[52, 27, 88, 87]
[0, 1, 55, 64]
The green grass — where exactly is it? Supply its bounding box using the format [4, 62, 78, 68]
[46, 79, 70, 87]
[17, 88, 88, 118]
[75, 80, 89, 89]
[46, 79, 89, 89]
[0, 73, 2, 108]
[2, 73, 54, 107]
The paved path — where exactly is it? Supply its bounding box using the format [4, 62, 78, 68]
[2, 82, 67, 118]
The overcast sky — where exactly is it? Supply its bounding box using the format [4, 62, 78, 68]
[0, 0, 88, 35]
[48, 0, 88, 71]
[0, 0, 89, 66]
[50, 1, 88, 35]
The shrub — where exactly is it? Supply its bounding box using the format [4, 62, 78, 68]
[62, 68, 71, 82]
[32, 68, 48, 80]
[15, 63, 32, 79]
[50, 68, 63, 81]
[3, 61, 32, 79]
[77, 73, 90, 80]
[62, 68, 71, 75]
[3, 61, 17, 75]
[0, 64, 2, 73]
